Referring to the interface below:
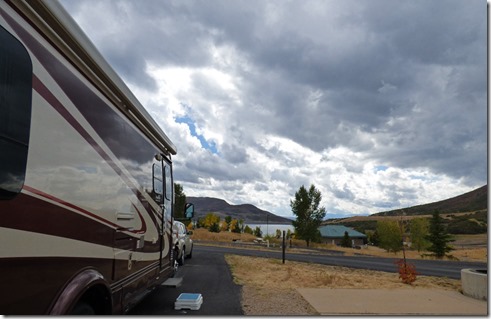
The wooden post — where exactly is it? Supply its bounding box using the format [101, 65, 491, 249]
[282, 230, 286, 264]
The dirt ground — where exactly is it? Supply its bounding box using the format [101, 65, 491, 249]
[225, 255, 463, 316]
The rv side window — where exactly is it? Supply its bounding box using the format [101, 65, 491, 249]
[164, 164, 172, 201]
[0, 26, 32, 200]
[152, 163, 163, 196]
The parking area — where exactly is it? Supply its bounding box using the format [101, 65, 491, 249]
[128, 247, 243, 315]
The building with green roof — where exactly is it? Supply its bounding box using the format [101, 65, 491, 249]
[318, 225, 367, 247]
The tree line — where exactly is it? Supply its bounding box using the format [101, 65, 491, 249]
[175, 182, 454, 259]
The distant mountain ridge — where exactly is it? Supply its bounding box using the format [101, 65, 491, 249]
[372, 185, 487, 216]
[187, 185, 487, 225]
[186, 196, 292, 224]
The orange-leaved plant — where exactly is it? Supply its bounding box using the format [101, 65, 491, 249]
[395, 259, 418, 284]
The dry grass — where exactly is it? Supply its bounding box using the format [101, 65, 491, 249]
[225, 255, 461, 291]
[191, 228, 258, 242]
[225, 254, 462, 315]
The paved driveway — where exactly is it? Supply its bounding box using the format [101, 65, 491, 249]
[128, 247, 243, 315]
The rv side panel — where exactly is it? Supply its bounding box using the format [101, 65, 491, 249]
[0, 1, 176, 314]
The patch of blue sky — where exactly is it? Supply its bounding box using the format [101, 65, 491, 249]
[409, 174, 427, 180]
[374, 165, 388, 172]
[176, 115, 218, 154]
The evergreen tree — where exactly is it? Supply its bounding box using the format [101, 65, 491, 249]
[426, 210, 454, 258]
[370, 230, 380, 246]
[174, 183, 186, 219]
[224, 216, 232, 231]
[253, 226, 263, 237]
[244, 225, 253, 234]
[290, 184, 326, 247]
[340, 231, 352, 248]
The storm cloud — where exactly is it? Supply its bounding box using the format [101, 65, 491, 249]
[60, 0, 487, 218]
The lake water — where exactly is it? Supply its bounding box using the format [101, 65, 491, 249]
[246, 223, 294, 237]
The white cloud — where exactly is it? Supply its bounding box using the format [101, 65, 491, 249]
[59, 0, 487, 219]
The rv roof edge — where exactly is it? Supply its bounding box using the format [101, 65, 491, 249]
[11, 0, 177, 155]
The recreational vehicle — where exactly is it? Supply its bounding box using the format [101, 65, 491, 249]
[0, 0, 193, 314]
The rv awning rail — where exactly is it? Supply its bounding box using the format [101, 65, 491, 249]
[10, 0, 177, 155]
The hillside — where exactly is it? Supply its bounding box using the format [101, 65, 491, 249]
[323, 185, 487, 235]
[372, 185, 487, 216]
[187, 196, 292, 224]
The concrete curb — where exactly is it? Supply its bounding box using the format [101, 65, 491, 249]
[461, 268, 488, 301]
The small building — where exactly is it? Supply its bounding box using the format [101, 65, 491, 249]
[318, 225, 367, 247]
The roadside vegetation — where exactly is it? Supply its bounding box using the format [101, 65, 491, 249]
[180, 183, 486, 263]
[190, 228, 486, 262]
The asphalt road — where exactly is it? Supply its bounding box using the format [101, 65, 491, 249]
[128, 244, 486, 314]
[128, 247, 243, 315]
[195, 244, 487, 279]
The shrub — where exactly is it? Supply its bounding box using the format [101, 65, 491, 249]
[395, 259, 418, 284]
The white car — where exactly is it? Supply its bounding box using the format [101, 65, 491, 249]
[173, 221, 193, 266]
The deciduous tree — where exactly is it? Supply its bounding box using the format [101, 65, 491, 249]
[377, 220, 402, 253]
[409, 218, 430, 252]
[290, 184, 326, 247]
[203, 213, 221, 233]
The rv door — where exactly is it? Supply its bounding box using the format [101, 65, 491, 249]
[153, 158, 173, 270]
[162, 160, 173, 269]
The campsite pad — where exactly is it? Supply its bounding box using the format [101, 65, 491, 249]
[297, 288, 487, 315]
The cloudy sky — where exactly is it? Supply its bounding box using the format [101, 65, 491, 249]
[59, 0, 487, 219]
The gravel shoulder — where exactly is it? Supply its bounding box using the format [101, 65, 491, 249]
[241, 286, 318, 315]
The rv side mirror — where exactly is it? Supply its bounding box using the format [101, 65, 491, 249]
[184, 203, 194, 219]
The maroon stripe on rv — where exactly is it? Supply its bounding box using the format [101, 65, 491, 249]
[1, 10, 161, 232]
[0, 192, 114, 246]
[23, 185, 117, 229]
[0, 190, 159, 250]
[24, 184, 147, 234]
[132, 203, 147, 234]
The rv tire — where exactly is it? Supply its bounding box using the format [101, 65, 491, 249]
[70, 301, 95, 315]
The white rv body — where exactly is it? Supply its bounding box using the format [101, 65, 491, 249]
[0, 0, 189, 314]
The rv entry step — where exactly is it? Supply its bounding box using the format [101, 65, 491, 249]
[161, 277, 183, 288]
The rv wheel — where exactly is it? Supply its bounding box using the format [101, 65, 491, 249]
[70, 301, 95, 315]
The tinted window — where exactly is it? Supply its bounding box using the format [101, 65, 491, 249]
[0, 26, 32, 199]
[164, 163, 172, 201]
[152, 163, 163, 195]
